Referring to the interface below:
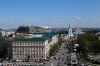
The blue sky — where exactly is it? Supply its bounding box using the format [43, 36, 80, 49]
[0, 0, 100, 28]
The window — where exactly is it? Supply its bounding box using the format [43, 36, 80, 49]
[42, 48, 43, 50]
[32, 51, 34, 54]
[38, 51, 39, 54]
[30, 48, 31, 50]
[35, 52, 36, 54]
[36, 56, 38, 58]
[13, 48, 15, 50]
[41, 52, 42, 54]
[42, 56, 43, 58]
[37, 52, 38, 54]
[22, 51, 24, 54]
[24, 51, 26, 54]
[30, 42, 32, 46]
[13, 43, 15, 46]
[35, 43, 37, 46]
[13, 51, 15, 54]
[19, 51, 20, 54]
[30, 51, 31, 54]
[32, 43, 34, 46]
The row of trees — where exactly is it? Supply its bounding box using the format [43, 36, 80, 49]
[76, 30, 100, 54]
[49, 36, 62, 57]
[0, 44, 5, 58]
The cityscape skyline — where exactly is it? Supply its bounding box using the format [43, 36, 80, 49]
[0, 0, 100, 28]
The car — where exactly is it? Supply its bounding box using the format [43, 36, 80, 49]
[62, 53, 64, 55]
[10, 59, 16, 62]
[64, 62, 66, 64]
[58, 62, 60, 64]
[67, 61, 70, 65]
[54, 57, 56, 59]
[57, 65, 60, 66]
[58, 57, 60, 60]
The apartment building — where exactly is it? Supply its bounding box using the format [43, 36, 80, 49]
[7, 32, 58, 61]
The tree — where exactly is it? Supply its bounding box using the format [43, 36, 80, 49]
[0, 44, 5, 58]
[76, 30, 100, 54]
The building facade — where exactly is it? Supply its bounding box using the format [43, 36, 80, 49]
[68, 25, 73, 37]
[16, 25, 51, 33]
[0, 29, 15, 36]
[6, 33, 58, 61]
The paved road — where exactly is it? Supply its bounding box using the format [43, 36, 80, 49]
[46, 40, 70, 66]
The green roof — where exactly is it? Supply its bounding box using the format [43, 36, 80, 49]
[13, 37, 47, 41]
[29, 32, 57, 34]
[44, 34, 56, 38]
[12, 32, 57, 41]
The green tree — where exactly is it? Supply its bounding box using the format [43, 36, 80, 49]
[0, 44, 5, 58]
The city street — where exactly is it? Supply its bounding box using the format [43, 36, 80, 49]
[46, 38, 72, 66]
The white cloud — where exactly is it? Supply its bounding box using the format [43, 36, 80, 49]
[60, 19, 63, 22]
[73, 16, 81, 19]
[85, 16, 89, 18]
[18, 19, 22, 21]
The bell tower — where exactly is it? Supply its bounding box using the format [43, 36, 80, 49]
[68, 24, 73, 37]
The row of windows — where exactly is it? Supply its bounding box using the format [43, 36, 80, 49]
[13, 51, 44, 54]
[13, 48, 44, 50]
[14, 55, 44, 58]
[13, 42, 44, 46]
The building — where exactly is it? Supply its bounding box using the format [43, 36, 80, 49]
[16, 25, 51, 33]
[0, 32, 58, 61]
[73, 26, 85, 35]
[0, 29, 16, 37]
[68, 25, 74, 37]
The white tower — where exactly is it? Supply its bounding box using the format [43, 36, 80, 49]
[68, 25, 73, 37]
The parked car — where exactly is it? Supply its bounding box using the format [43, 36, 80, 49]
[58, 57, 60, 60]
[64, 62, 66, 64]
[10, 59, 16, 62]
[58, 62, 60, 64]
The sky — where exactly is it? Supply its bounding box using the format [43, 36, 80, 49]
[0, 0, 100, 28]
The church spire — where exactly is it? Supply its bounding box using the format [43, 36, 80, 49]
[69, 24, 72, 28]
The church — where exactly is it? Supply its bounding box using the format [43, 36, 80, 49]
[68, 25, 84, 38]
[68, 25, 74, 37]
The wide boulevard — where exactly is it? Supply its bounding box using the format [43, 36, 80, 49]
[46, 38, 72, 66]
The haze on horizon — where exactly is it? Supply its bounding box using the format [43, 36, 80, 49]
[0, 0, 100, 28]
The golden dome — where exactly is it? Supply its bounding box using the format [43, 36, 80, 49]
[69, 25, 72, 28]
[76, 26, 79, 30]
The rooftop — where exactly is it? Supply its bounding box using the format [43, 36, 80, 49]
[8, 32, 57, 41]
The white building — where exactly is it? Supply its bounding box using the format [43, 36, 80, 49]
[0, 29, 15, 36]
[0, 32, 58, 61]
[68, 25, 74, 37]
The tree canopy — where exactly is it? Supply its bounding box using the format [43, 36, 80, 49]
[0, 44, 5, 58]
[76, 30, 100, 54]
